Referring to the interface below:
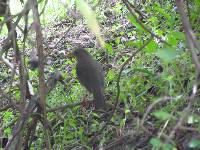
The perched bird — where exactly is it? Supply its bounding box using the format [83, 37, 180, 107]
[73, 48, 106, 109]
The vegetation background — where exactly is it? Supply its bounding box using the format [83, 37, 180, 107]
[0, 0, 200, 149]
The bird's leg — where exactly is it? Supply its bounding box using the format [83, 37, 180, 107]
[81, 91, 90, 111]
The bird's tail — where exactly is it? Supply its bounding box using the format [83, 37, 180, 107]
[93, 88, 106, 109]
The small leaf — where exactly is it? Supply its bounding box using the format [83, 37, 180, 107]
[187, 115, 200, 124]
[119, 31, 124, 36]
[125, 41, 135, 47]
[120, 118, 126, 128]
[157, 47, 177, 63]
[153, 111, 172, 120]
[68, 118, 77, 128]
[127, 14, 144, 32]
[3, 111, 13, 120]
[105, 43, 113, 54]
[4, 127, 12, 135]
[71, 68, 76, 77]
[150, 138, 161, 148]
[167, 31, 184, 46]
[78, 127, 84, 140]
[153, 3, 171, 22]
[125, 109, 130, 114]
[188, 139, 200, 148]
[144, 39, 158, 53]
[107, 70, 115, 80]
[115, 37, 121, 45]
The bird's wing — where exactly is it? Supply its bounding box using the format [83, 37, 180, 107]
[76, 63, 94, 92]
[77, 62, 104, 91]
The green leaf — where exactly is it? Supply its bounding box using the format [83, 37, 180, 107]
[144, 39, 158, 53]
[76, 0, 105, 46]
[68, 118, 77, 128]
[72, 68, 76, 77]
[64, 120, 67, 138]
[78, 127, 84, 140]
[107, 70, 115, 80]
[127, 14, 145, 32]
[153, 111, 172, 120]
[92, 112, 100, 118]
[187, 115, 200, 124]
[120, 118, 126, 128]
[157, 47, 177, 63]
[162, 143, 174, 150]
[153, 3, 171, 22]
[119, 31, 124, 36]
[125, 109, 130, 114]
[167, 31, 185, 46]
[105, 43, 113, 54]
[4, 127, 12, 135]
[125, 40, 135, 47]
[150, 138, 161, 148]
[115, 37, 121, 45]
[188, 139, 200, 148]
[3, 111, 13, 120]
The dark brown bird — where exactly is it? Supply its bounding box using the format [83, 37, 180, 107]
[73, 48, 105, 109]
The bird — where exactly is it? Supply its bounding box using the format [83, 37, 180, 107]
[73, 48, 106, 110]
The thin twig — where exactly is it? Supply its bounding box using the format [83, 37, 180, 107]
[122, 0, 170, 46]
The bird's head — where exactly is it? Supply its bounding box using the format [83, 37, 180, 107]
[73, 48, 90, 60]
